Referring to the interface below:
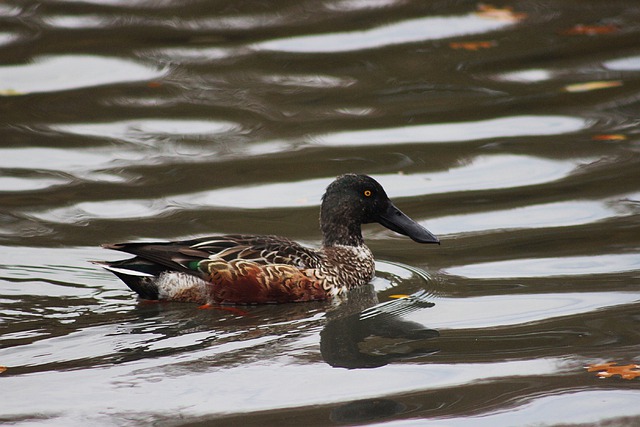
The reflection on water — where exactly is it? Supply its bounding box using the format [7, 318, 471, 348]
[0, 55, 165, 94]
[257, 13, 512, 52]
[429, 199, 628, 234]
[1, 0, 640, 426]
[447, 254, 640, 279]
[317, 115, 586, 145]
[321, 286, 439, 369]
[605, 55, 640, 71]
[51, 119, 239, 142]
[330, 398, 406, 424]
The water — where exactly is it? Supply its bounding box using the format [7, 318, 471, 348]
[1, 1, 640, 425]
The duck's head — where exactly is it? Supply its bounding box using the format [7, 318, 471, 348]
[320, 174, 440, 247]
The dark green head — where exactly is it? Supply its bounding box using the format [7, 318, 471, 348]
[320, 174, 439, 247]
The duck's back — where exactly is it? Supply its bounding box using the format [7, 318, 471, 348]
[97, 235, 345, 304]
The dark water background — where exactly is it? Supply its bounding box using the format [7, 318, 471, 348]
[1, 1, 640, 425]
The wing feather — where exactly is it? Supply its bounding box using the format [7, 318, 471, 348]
[103, 234, 322, 276]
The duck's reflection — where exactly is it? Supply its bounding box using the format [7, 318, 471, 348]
[124, 279, 439, 370]
[330, 398, 407, 423]
[321, 285, 439, 369]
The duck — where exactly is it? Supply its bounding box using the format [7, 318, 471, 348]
[95, 173, 439, 305]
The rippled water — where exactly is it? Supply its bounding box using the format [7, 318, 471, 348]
[2, 1, 640, 426]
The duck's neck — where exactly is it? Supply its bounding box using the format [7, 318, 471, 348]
[320, 194, 366, 247]
[321, 220, 364, 247]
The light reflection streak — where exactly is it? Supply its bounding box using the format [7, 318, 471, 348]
[0, 55, 165, 94]
[317, 115, 586, 146]
[446, 253, 640, 279]
[257, 14, 512, 53]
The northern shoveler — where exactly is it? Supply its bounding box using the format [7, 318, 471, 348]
[95, 174, 439, 304]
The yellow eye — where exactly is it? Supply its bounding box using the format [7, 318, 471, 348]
[364, 190, 372, 197]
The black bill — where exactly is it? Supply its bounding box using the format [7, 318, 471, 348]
[377, 202, 440, 244]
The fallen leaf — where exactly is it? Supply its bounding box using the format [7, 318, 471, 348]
[475, 4, 526, 23]
[587, 362, 640, 380]
[592, 134, 627, 141]
[449, 41, 497, 51]
[0, 366, 6, 374]
[147, 81, 163, 88]
[564, 80, 623, 93]
[562, 24, 619, 36]
[0, 89, 23, 96]
[388, 294, 410, 299]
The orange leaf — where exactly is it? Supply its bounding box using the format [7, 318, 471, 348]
[147, 81, 163, 88]
[0, 366, 6, 373]
[388, 294, 410, 299]
[587, 362, 640, 380]
[563, 81, 623, 93]
[563, 24, 619, 36]
[592, 134, 627, 141]
[449, 41, 497, 51]
[475, 4, 526, 23]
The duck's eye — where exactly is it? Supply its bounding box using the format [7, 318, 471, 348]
[363, 190, 372, 197]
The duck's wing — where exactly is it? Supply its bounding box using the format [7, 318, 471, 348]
[102, 235, 329, 303]
[103, 234, 322, 275]
[190, 235, 322, 267]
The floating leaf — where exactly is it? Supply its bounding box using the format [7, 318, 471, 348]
[592, 134, 627, 141]
[587, 362, 640, 380]
[0, 89, 24, 96]
[475, 4, 526, 23]
[562, 24, 619, 36]
[0, 366, 6, 374]
[388, 294, 410, 299]
[449, 41, 497, 51]
[564, 81, 623, 93]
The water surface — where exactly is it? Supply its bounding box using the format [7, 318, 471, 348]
[1, 1, 640, 426]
